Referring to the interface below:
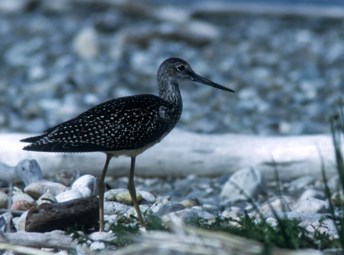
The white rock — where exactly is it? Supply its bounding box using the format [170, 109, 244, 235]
[293, 197, 328, 213]
[24, 181, 67, 199]
[139, 190, 155, 203]
[220, 168, 263, 202]
[37, 191, 56, 205]
[298, 189, 324, 201]
[258, 195, 295, 216]
[71, 174, 96, 197]
[15, 159, 43, 186]
[89, 231, 115, 242]
[73, 27, 99, 59]
[13, 211, 28, 231]
[55, 190, 83, 203]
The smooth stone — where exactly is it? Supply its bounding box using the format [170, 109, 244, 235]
[13, 211, 28, 231]
[11, 190, 35, 211]
[287, 176, 315, 194]
[139, 190, 155, 203]
[221, 207, 244, 225]
[55, 190, 83, 203]
[15, 159, 43, 186]
[331, 191, 344, 206]
[258, 196, 295, 217]
[299, 217, 337, 238]
[36, 191, 56, 205]
[154, 202, 185, 216]
[0, 191, 9, 208]
[11, 200, 35, 211]
[220, 167, 262, 203]
[298, 189, 324, 201]
[71, 174, 96, 197]
[0, 212, 11, 232]
[293, 197, 328, 213]
[105, 189, 142, 205]
[90, 241, 105, 250]
[88, 231, 115, 242]
[104, 201, 132, 215]
[57, 169, 80, 186]
[180, 198, 199, 208]
[24, 181, 67, 199]
[163, 208, 215, 223]
[73, 27, 99, 59]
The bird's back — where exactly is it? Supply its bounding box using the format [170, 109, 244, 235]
[22, 94, 182, 154]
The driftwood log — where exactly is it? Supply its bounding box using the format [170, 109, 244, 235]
[0, 129, 341, 182]
[25, 196, 99, 232]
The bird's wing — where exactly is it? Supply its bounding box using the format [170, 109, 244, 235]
[22, 95, 178, 153]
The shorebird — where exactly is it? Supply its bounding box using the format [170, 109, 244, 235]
[21, 57, 235, 231]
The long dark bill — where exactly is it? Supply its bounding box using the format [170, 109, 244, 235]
[191, 72, 235, 93]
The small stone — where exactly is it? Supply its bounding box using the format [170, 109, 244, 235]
[15, 159, 43, 186]
[55, 190, 83, 203]
[71, 174, 96, 197]
[11, 200, 35, 211]
[89, 231, 115, 242]
[37, 191, 56, 205]
[24, 181, 67, 199]
[220, 168, 262, 203]
[90, 241, 105, 250]
[259, 196, 294, 217]
[180, 198, 198, 208]
[57, 169, 80, 186]
[13, 211, 28, 231]
[164, 208, 215, 223]
[155, 202, 185, 216]
[139, 190, 155, 203]
[73, 27, 99, 59]
[104, 201, 132, 216]
[105, 189, 142, 205]
[293, 197, 328, 213]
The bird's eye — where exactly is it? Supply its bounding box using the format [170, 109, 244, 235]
[176, 65, 185, 72]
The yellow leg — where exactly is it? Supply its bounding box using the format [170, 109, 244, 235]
[98, 153, 112, 232]
[128, 156, 145, 226]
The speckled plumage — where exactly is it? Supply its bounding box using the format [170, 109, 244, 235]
[22, 94, 181, 154]
[21, 57, 234, 231]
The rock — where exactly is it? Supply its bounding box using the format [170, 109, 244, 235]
[105, 189, 143, 205]
[71, 174, 96, 197]
[259, 196, 295, 217]
[36, 191, 56, 205]
[73, 27, 99, 59]
[15, 159, 43, 186]
[55, 189, 83, 203]
[163, 208, 215, 223]
[11, 190, 35, 211]
[287, 176, 315, 194]
[0, 191, 9, 208]
[220, 168, 263, 203]
[56, 169, 80, 186]
[24, 181, 67, 199]
[13, 211, 28, 231]
[154, 202, 185, 216]
[293, 197, 328, 213]
[139, 190, 155, 203]
[89, 231, 115, 242]
[180, 198, 198, 208]
[104, 201, 132, 216]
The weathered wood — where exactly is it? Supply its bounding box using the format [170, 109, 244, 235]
[0, 130, 341, 181]
[25, 196, 99, 232]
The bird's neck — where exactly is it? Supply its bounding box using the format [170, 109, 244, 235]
[158, 77, 182, 107]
